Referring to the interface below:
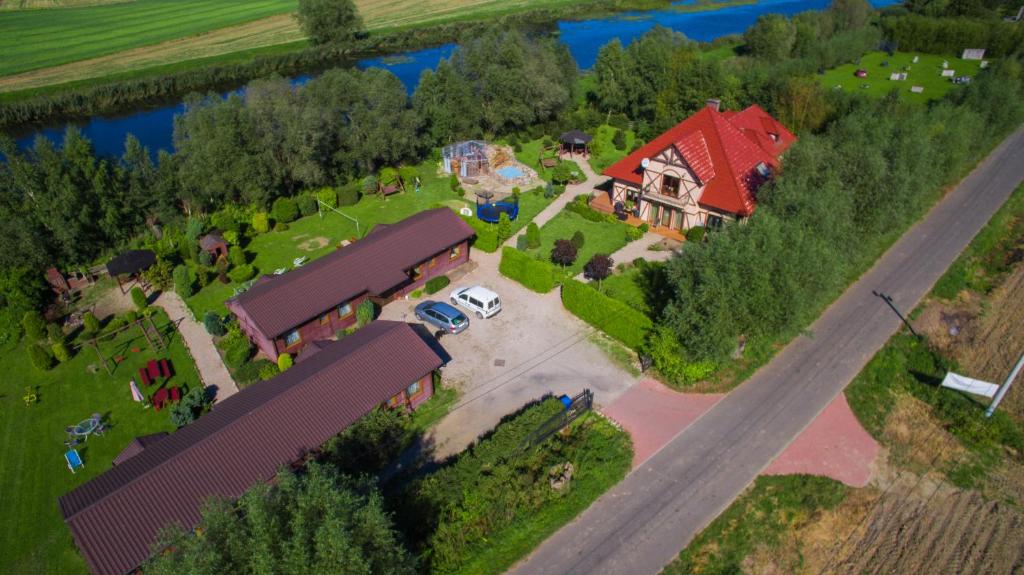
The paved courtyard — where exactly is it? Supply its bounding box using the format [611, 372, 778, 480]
[379, 249, 640, 458]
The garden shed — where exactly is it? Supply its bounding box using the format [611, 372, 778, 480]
[442, 140, 489, 178]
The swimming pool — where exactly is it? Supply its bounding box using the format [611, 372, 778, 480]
[496, 166, 525, 179]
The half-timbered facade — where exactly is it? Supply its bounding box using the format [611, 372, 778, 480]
[601, 101, 796, 234]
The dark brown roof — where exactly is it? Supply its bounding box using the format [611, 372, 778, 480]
[59, 321, 444, 575]
[111, 432, 168, 467]
[227, 208, 475, 338]
[106, 250, 156, 277]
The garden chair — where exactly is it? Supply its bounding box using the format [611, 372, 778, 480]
[93, 424, 106, 436]
[170, 387, 181, 403]
[159, 358, 171, 379]
[65, 449, 84, 474]
[293, 256, 308, 267]
[65, 438, 79, 449]
[138, 367, 152, 387]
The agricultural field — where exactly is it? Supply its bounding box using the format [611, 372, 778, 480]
[0, 0, 589, 93]
[0, 308, 200, 575]
[820, 51, 986, 105]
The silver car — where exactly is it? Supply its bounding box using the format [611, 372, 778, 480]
[415, 301, 469, 334]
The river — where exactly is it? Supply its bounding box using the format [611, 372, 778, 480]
[14, 0, 897, 158]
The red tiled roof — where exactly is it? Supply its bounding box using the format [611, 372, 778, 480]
[59, 321, 444, 575]
[603, 104, 796, 216]
[726, 103, 797, 157]
[228, 208, 475, 338]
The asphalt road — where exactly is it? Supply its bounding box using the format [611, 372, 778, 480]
[510, 127, 1024, 575]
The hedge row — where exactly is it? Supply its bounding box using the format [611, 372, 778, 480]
[561, 279, 652, 350]
[499, 247, 559, 293]
[461, 215, 499, 252]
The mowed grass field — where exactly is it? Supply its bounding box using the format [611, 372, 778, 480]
[0, 0, 586, 91]
[820, 51, 985, 105]
[0, 0, 298, 76]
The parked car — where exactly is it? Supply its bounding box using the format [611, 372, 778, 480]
[415, 301, 469, 334]
[450, 285, 501, 319]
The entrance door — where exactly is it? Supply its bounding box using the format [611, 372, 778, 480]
[661, 206, 672, 227]
[649, 204, 661, 225]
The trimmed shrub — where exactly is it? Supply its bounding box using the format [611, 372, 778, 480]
[425, 275, 450, 295]
[562, 279, 652, 350]
[625, 225, 644, 242]
[570, 230, 585, 250]
[583, 254, 614, 283]
[51, 341, 72, 363]
[362, 176, 378, 196]
[497, 212, 513, 240]
[251, 212, 271, 234]
[337, 183, 360, 206]
[228, 264, 256, 283]
[526, 222, 541, 249]
[565, 195, 618, 224]
[462, 216, 499, 252]
[130, 286, 148, 311]
[210, 210, 240, 233]
[449, 174, 460, 192]
[272, 197, 299, 223]
[234, 359, 273, 387]
[173, 265, 193, 298]
[47, 323, 65, 344]
[222, 336, 253, 369]
[203, 312, 226, 336]
[273, 222, 290, 232]
[500, 247, 558, 293]
[278, 352, 293, 372]
[297, 194, 318, 217]
[82, 312, 99, 336]
[197, 250, 213, 267]
[28, 344, 54, 371]
[356, 299, 375, 327]
[21, 311, 45, 343]
[315, 187, 338, 208]
[259, 361, 280, 380]
[612, 129, 626, 150]
[223, 230, 240, 245]
[685, 226, 706, 243]
[228, 246, 247, 268]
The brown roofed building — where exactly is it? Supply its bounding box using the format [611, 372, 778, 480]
[198, 231, 228, 260]
[227, 208, 475, 360]
[59, 320, 445, 575]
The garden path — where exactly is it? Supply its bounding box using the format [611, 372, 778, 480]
[154, 291, 238, 403]
[505, 158, 602, 248]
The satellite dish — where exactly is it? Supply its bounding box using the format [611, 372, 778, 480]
[641, 157, 650, 169]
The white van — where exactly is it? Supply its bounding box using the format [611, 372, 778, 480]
[450, 285, 501, 319]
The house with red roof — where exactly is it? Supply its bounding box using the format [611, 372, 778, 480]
[598, 100, 796, 234]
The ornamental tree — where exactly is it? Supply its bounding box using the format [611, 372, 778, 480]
[551, 239, 578, 268]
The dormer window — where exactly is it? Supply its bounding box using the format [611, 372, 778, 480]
[755, 162, 771, 178]
[768, 132, 780, 143]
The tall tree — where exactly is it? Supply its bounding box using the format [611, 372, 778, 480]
[593, 39, 632, 114]
[413, 59, 479, 146]
[297, 0, 363, 46]
[146, 464, 415, 574]
[744, 14, 797, 61]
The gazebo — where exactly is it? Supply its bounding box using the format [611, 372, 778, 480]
[106, 249, 156, 294]
[559, 130, 592, 158]
[199, 232, 228, 260]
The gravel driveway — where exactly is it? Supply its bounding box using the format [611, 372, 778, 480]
[379, 249, 639, 458]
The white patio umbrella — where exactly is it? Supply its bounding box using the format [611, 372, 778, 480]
[129, 379, 144, 403]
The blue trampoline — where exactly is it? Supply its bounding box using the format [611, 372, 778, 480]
[476, 191, 519, 223]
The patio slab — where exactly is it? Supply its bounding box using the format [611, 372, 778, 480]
[761, 393, 879, 487]
[601, 379, 724, 468]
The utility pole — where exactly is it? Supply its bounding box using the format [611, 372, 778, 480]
[871, 290, 918, 337]
[985, 351, 1024, 418]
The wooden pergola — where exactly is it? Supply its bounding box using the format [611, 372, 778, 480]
[559, 130, 592, 158]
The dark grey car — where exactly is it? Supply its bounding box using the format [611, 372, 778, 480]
[415, 301, 470, 334]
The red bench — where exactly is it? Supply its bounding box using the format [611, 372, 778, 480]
[138, 367, 152, 387]
[159, 359, 171, 379]
[146, 359, 159, 381]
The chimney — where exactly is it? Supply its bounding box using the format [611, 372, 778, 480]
[705, 98, 721, 112]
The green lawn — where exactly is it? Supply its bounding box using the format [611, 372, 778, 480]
[587, 124, 636, 174]
[600, 267, 650, 315]
[186, 160, 555, 319]
[0, 308, 200, 575]
[530, 210, 632, 274]
[820, 51, 985, 105]
[0, 0, 296, 76]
